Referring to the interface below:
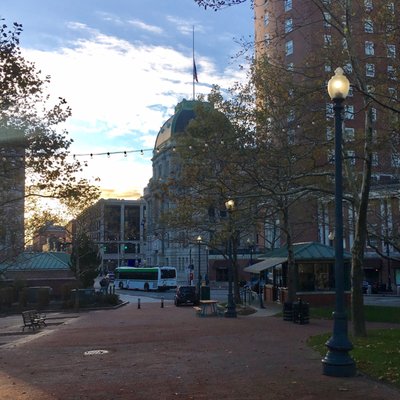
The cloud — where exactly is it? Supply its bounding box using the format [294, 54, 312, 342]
[21, 24, 246, 199]
[166, 16, 205, 36]
[127, 19, 163, 34]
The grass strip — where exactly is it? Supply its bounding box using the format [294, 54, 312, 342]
[309, 305, 400, 324]
[308, 329, 400, 388]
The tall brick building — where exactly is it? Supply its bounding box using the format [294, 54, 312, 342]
[254, 0, 400, 289]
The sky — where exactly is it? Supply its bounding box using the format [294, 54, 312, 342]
[2, 0, 254, 200]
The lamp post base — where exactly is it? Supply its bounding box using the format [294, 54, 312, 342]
[224, 307, 237, 318]
[322, 353, 356, 377]
[322, 311, 356, 377]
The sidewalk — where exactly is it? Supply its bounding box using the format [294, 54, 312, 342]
[0, 302, 398, 400]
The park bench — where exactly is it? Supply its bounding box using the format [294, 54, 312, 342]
[22, 310, 47, 332]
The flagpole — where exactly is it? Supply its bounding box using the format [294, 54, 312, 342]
[192, 26, 195, 100]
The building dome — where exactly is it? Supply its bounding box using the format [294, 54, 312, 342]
[154, 99, 202, 151]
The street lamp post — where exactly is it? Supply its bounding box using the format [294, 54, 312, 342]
[197, 235, 202, 297]
[225, 199, 237, 318]
[322, 67, 356, 377]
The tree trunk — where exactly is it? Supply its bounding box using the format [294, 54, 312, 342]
[350, 106, 374, 338]
[232, 232, 241, 304]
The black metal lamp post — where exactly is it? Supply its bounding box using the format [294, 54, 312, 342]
[225, 199, 237, 318]
[197, 235, 202, 295]
[322, 67, 356, 377]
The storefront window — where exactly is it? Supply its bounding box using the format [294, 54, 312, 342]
[298, 263, 334, 291]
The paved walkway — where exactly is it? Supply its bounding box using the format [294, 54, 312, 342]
[0, 303, 398, 399]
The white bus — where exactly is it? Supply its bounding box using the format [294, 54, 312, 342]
[114, 266, 177, 291]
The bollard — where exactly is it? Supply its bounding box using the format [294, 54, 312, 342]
[138, 298, 141, 309]
[161, 297, 164, 308]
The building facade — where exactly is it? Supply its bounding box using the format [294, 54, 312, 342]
[254, 0, 400, 289]
[0, 134, 25, 262]
[143, 99, 208, 284]
[74, 198, 146, 272]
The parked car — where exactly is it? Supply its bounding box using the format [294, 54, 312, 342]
[174, 285, 199, 306]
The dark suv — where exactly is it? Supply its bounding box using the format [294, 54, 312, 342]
[174, 285, 199, 306]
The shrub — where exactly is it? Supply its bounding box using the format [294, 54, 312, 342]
[104, 293, 119, 306]
[93, 292, 119, 306]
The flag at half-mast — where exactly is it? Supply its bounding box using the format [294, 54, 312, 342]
[193, 58, 198, 83]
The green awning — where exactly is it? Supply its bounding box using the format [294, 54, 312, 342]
[244, 257, 286, 273]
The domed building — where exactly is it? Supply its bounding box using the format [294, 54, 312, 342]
[143, 99, 209, 283]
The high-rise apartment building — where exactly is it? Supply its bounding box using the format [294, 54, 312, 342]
[254, 0, 400, 288]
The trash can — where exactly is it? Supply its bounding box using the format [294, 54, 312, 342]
[200, 286, 210, 300]
[283, 302, 293, 321]
[292, 299, 309, 325]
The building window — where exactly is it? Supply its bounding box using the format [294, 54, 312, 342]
[344, 127, 355, 141]
[364, 19, 374, 33]
[365, 41, 374, 55]
[388, 65, 396, 80]
[326, 126, 334, 141]
[323, 12, 331, 28]
[391, 153, 400, 167]
[287, 62, 294, 71]
[285, 18, 293, 33]
[348, 86, 354, 97]
[366, 63, 375, 77]
[325, 64, 332, 72]
[326, 103, 333, 118]
[372, 129, 378, 143]
[346, 150, 356, 165]
[328, 149, 335, 164]
[387, 2, 395, 14]
[371, 107, 377, 122]
[264, 13, 269, 26]
[287, 109, 295, 122]
[287, 129, 295, 144]
[387, 44, 396, 58]
[367, 85, 375, 94]
[345, 105, 354, 120]
[364, 0, 373, 11]
[372, 152, 379, 167]
[264, 33, 271, 45]
[284, 0, 292, 12]
[343, 63, 353, 74]
[285, 40, 293, 55]
[389, 87, 397, 99]
[342, 38, 348, 50]
[324, 34, 332, 46]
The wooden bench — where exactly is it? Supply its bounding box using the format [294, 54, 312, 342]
[22, 310, 47, 332]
